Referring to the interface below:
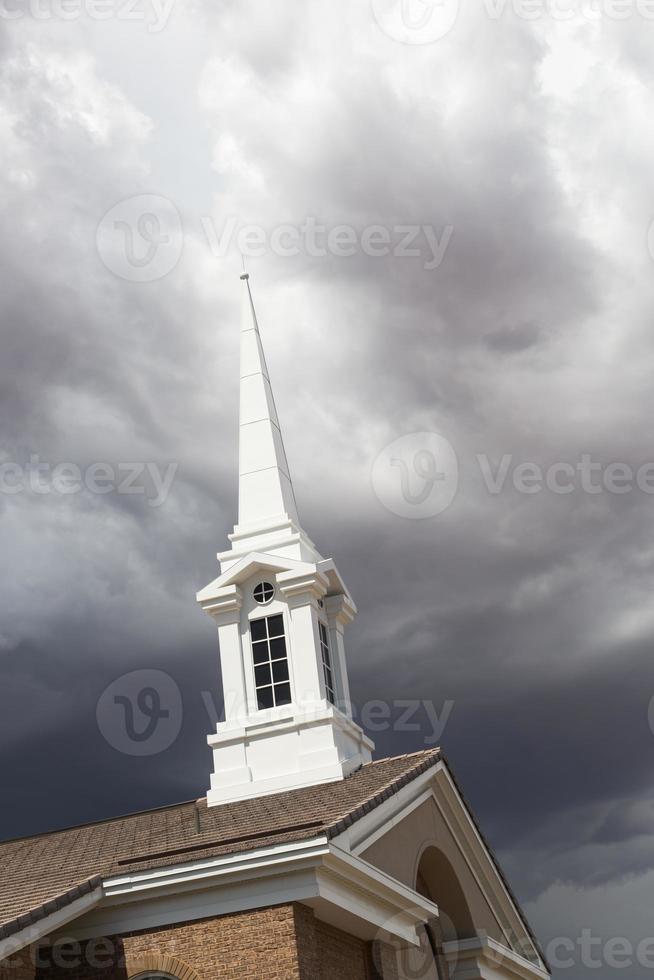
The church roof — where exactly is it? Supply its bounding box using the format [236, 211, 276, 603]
[0, 748, 441, 942]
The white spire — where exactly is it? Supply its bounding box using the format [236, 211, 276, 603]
[197, 274, 373, 806]
[237, 273, 300, 531]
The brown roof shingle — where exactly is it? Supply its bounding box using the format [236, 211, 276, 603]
[0, 749, 441, 940]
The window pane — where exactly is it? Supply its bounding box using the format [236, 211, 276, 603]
[251, 613, 291, 711]
[257, 686, 274, 709]
[252, 643, 269, 665]
[269, 637, 287, 660]
[251, 619, 267, 642]
[272, 659, 289, 683]
[274, 682, 292, 705]
[267, 614, 284, 638]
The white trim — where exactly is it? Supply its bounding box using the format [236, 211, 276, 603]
[443, 936, 550, 980]
[104, 837, 329, 897]
[0, 886, 103, 960]
[331, 760, 545, 972]
[435, 766, 543, 967]
[47, 838, 438, 949]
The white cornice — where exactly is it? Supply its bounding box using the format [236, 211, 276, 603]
[443, 936, 550, 980]
[0, 886, 103, 961]
[46, 837, 438, 949]
[331, 760, 546, 973]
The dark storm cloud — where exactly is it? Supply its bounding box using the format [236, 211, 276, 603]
[2, 4, 654, 974]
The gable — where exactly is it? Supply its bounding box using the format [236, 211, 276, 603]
[0, 749, 548, 979]
[0, 751, 439, 953]
[331, 758, 546, 972]
[362, 797, 504, 942]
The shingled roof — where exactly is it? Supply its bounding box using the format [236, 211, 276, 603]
[0, 749, 441, 942]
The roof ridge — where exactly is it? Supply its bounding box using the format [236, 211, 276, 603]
[0, 753, 439, 849]
[0, 876, 102, 939]
[326, 747, 441, 838]
[0, 750, 443, 945]
[0, 796, 204, 848]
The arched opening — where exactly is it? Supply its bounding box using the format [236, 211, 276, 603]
[415, 845, 476, 942]
[132, 975, 180, 980]
[126, 953, 201, 980]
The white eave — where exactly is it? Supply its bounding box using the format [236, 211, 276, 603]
[197, 551, 355, 608]
[46, 837, 438, 950]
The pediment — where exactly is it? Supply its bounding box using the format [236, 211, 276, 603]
[331, 757, 547, 975]
[196, 552, 316, 602]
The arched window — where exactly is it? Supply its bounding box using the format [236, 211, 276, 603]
[133, 975, 180, 980]
[415, 845, 476, 942]
[126, 953, 201, 980]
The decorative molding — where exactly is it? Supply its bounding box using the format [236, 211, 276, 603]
[442, 936, 550, 980]
[331, 761, 546, 972]
[196, 583, 243, 622]
[0, 885, 103, 960]
[127, 952, 201, 980]
[52, 838, 438, 949]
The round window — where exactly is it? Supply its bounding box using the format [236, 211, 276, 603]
[253, 581, 275, 605]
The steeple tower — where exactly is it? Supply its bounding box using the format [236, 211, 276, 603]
[197, 275, 373, 807]
[237, 272, 299, 530]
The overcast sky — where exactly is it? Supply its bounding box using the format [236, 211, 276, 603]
[1, 1, 654, 976]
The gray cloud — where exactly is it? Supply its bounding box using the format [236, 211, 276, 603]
[1, 5, 654, 976]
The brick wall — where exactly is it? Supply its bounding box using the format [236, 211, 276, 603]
[0, 945, 36, 980]
[33, 902, 375, 980]
[316, 919, 372, 980]
[293, 903, 373, 979]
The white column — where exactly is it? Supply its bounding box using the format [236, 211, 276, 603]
[205, 586, 247, 725]
[324, 595, 355, 718]
[284, 594, 324, 707]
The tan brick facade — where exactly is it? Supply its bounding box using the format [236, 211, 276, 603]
[29, 903, 375, 980]
[0, 945, 35, 980]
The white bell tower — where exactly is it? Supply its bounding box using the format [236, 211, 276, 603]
[197, 274, 374, 807]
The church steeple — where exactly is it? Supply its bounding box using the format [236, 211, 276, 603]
[197, 275, 373, 807]
[237, 273, 299, 530]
